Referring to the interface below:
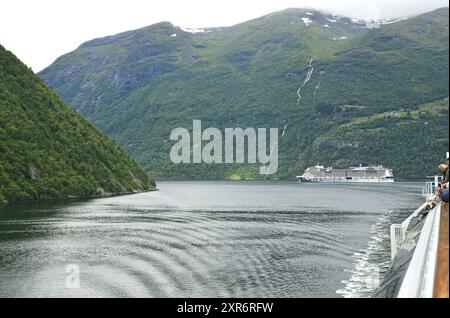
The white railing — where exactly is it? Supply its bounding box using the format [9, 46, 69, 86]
[390, 177, 439, 260]
[397, 203, 442, 298]
[390, 201, 430, 260]
[387, 153, 447, 297]
[422, 176, 439, 201]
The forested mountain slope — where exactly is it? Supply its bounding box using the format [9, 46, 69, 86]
[40, 8, 450, 180]
[0, 45, 154, 203]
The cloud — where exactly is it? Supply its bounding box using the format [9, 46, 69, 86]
[307, 0, 448, 20]
[0, 0, 448, 71]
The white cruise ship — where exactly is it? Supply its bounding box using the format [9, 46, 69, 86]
[297, 164, 394, 183]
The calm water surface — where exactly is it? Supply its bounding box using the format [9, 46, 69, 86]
[0, 181, 424, 298]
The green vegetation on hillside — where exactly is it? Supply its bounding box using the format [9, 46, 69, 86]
[0, 45, 154, 203]
[40, 8, 450, 180]
[299, 98, 449, 179]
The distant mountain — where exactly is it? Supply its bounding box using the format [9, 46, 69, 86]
[40, 8, 449, 180]
[0, 44, 154, 204]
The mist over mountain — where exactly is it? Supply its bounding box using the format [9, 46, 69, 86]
[40, 8, 449, 180]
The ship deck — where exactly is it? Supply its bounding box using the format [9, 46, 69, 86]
[434, 202, 449, 298]
[374, 200, 449, 298]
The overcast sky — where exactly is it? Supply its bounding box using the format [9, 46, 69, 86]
[0, 0, 448, 71]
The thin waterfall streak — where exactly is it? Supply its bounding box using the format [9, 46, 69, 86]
[281, 119, 289, 137]
[313, 81, 321, 104]
[296, 58, 314, 105]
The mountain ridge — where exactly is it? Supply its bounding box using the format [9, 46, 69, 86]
[0, 44, 155, 204]
[40, 7, 449, 180]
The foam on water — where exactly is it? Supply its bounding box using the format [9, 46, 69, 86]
[0, 182, 424, 298]
[336, 209, 404, 298]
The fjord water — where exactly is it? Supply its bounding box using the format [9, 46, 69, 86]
[0, 181, 424, 298]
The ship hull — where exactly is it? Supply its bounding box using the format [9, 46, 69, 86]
[297, 165, 394, 184]
[297, 177, 395, 183]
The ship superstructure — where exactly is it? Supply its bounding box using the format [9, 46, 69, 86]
[297, 164, 394, 183]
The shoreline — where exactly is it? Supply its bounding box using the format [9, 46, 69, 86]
[0, 180, 425, 206]
[0, 187, 158, 207]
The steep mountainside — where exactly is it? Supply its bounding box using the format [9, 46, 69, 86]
[40, 8, 450, 180]
[0, 45, 154, 203]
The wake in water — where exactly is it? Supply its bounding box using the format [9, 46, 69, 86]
[0, 182, 425, 298]
[336, 211, 395, 298]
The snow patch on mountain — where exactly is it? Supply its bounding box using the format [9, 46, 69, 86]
[333, 36, 348, 40]
[301, 17, 313, 26]
[180, 27, 211, 34]
[379, 18, 408, 25]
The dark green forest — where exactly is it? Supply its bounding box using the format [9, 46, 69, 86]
[0, 45, 154, 203]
